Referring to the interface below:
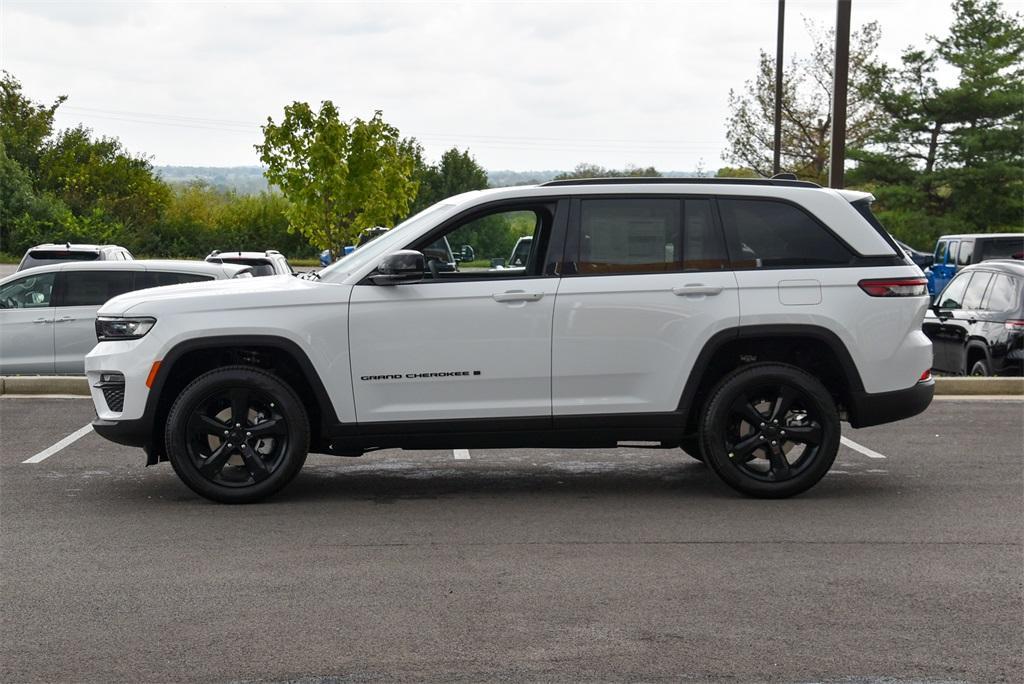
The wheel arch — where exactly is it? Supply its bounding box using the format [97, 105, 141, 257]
[144, 335, 338, 464]
[677, 324, 866, 433]
[964, 339, 991, 374]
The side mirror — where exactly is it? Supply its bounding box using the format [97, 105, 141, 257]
[930, 300, 951, 322]
[460, 245, 475, 262]
[370, 250, 425, 285]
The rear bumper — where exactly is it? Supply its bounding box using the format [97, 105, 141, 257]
[847, 378, 935, 428]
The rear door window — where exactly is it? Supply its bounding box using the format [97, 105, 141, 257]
[575, 198, 726, 274]
[718, 198, 852, 269]
[59, 270, 134, 306]
[135, 272, 214, 289]
[961, 272, 992, 309]
[981, 274, 1019, 312]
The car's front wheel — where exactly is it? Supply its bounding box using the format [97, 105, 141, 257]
[165, 366, 309, 503]
[699, 363, 840, 498]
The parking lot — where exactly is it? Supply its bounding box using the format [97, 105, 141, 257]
[1, 396, 1021, 682]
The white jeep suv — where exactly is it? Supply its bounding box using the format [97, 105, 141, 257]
[86, 178, 934, 503]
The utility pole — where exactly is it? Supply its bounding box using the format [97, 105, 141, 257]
[773, 0, 785, 176]
[829, 0, 852, 188]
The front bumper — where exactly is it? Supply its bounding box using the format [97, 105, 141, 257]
[847, 377, 935, 428]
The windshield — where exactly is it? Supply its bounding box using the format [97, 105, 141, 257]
[317, 202, 456, 282]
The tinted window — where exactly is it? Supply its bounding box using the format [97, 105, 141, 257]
[135, 272, 213, 289]
[718, 199, 851, 269]
[957, 241, 974, 266]
[982, 274, 1020, 312]
[977, 237, 1024, 261]
[218, 258, 276, 276]
[61, 271, 133, 306]
[962, 272, 991, 309]
[578, 199, 681, 274]
[938, 273, 971, 309]
[0, 272, 56, 309]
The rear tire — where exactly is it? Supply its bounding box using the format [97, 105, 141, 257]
[165, 365, 309, 503]
[969, 358, 990, 376]
[699, 363, 840, 498]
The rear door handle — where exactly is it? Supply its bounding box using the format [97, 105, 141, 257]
[492, 291, 544, 303]
[33, 317, 51, 325]
[56, 316, 73, 323]
[672, 285, 723, 296]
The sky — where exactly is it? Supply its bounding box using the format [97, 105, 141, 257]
[1, 0, 1006, 172]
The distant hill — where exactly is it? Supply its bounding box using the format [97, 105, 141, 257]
[156, 166, 270, 194]
[156, 166, 706, 194]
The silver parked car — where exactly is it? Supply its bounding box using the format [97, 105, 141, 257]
[17, 243, 134, 271]
[0, 260, 251, 375]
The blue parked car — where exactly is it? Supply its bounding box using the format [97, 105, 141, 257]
[927, 233, 1024, 296]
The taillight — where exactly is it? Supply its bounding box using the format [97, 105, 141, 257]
[1005, 320, 1024, 331]
[858, 277, 928, 297]
[919, 369, 932, 382]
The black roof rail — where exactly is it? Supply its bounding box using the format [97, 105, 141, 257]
[539, 176, 821, 189]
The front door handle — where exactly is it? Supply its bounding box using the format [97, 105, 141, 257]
[55, 316, 73, 323]
[672, 285, 723, 297]
[492, 291, 544, 303]
[33, 317, 51, 325]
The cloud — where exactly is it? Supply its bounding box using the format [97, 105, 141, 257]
[2, 0, 956, 170]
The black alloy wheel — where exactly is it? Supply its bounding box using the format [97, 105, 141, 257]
[969, 358, 991, 376]
[166, 366, 309, 503]
[700, 363, 840, 498]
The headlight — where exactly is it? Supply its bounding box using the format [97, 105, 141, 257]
[95, 316, 156, 341]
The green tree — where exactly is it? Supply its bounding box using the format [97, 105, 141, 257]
[0, 71, 66, 176]
[410, 146, 489, 214]
[553, 163, 661, 180]
[256, 102, 418, 253]
[39, 125, 171, 230]
[724, 20, 884, 182]
[850, 0, 1023, 246]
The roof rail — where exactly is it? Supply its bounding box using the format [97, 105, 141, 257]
[539, 176, 821, 189]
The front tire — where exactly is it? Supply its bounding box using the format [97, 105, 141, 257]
[165, 365, 309, 503]
[969, 358, 990, 376]
[699, 363, 840, 499]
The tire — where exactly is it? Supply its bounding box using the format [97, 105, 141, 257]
[679, 436, 704, 462]
[699, 363, 840, 499]
[165, 365, 309, 503]
[969, 358, 990, 376]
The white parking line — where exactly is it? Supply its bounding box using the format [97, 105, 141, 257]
[453, 449, 471, 460]
[22, 424, 93, 464]
[840, 436, 886, 459]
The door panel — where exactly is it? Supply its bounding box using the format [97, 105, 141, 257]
[0, 271, 57, 374]
[552, 271, 740, 414]
[0, 308, 55, 374]
[349, 278, 558, 422]
[53, 305, 102, 373]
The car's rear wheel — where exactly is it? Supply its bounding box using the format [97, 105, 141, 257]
[165, 366, 309, 503]
[699, 363, 839, 498]
[969, 358, 991, 376]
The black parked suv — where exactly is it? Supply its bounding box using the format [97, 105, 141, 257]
[923, 260, 1024, 376]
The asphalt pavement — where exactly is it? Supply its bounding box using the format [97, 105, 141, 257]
[1, 396, 1021, 683]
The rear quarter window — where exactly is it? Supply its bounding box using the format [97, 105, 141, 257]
[718, 198, 852, 269]
[982, 274, 1020, 312]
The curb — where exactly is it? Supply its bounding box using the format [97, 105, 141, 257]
[1, 375, 1022, 397]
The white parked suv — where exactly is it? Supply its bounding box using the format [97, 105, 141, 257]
[87, 178, 934, 503]
[0, 260, 251, 374]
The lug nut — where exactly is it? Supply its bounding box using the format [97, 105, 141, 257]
[226, 442, 233, 448]
[246, 432, 251, 437]
[771, 440, 777, 446]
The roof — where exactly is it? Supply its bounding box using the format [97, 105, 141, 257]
[937, 233, 1024, 241]
[26, 243, 125, 252]
[540, 176, 821, 189]
[963, 259, 1024, 276]
[2, 259, 248, 283]
[206, 250, 284, 260]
